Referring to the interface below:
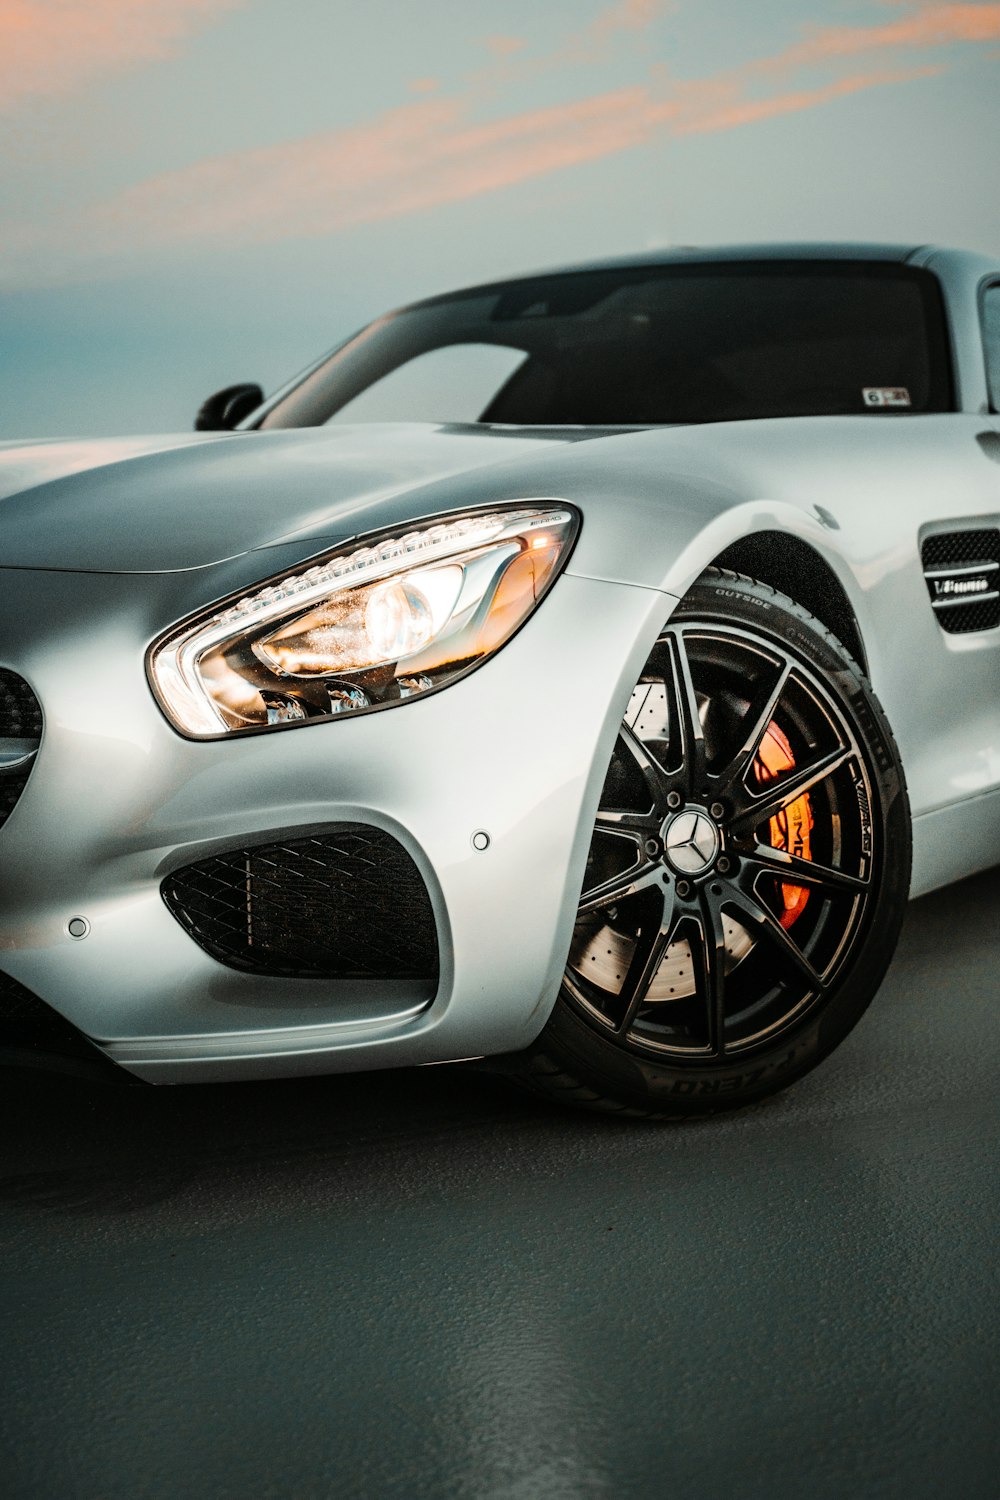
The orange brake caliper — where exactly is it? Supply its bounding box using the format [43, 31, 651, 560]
[753, 722, 814, 929]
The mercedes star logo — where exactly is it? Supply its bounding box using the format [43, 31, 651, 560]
[663, 809, 720, 876]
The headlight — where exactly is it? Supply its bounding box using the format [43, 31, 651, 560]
[149, 504, 578, 737]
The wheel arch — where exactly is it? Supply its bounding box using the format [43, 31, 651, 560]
[708, 531, 869, 676]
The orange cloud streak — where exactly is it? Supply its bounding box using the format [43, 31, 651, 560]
[0, 0, 240, 108]
[675, 64, 945, 133]
[760, 3, 1000, 72]
[96, 89, 668, 248]
[84, 63, 940, 258]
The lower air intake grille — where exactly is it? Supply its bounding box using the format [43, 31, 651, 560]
[921, 529, 1000, 634]
[0, 669, 42, 832]
[162, 827, 439, 982]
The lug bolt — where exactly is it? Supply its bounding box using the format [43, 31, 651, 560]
[717, 856, 732, 874]
[644, 837, 661, 858]
[675, 880, 691, 898]
[666, 790, 683, 809]
[710, 801, 726, 820]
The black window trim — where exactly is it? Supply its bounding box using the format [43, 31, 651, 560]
[978, 275, 1000, 416]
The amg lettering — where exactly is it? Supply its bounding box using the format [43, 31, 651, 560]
[934, 577, 989, 596]
[854, 775, 872, 857]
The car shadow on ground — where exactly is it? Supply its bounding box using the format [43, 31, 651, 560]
[1, 863, 997, 1223]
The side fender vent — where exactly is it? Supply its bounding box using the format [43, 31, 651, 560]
[921, 529, 1000, 634]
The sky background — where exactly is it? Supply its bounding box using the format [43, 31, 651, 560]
[2, 0, 999, 438]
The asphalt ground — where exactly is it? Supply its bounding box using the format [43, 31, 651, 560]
[1, 867, 998, 1500]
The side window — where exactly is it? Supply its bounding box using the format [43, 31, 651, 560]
[327, 343, 528, 424]
[983, 284, 1000, 413]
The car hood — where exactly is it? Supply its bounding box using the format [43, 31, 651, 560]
[0, 424, 598, 573]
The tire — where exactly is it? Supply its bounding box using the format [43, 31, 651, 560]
[515, 566, 911, 1119]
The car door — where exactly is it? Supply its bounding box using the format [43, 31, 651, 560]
[894, 272, 1000, 888]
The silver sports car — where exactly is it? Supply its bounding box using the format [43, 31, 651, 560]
[3, 242, 1000, 1116]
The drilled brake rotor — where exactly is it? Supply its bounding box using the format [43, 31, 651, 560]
[571, 915, 754, 1002]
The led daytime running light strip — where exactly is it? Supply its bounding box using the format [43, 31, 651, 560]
[213, 508, 564, 630]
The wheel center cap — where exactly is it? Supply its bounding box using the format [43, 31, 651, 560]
[663, 809, 720, 876]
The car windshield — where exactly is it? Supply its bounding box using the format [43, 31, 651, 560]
[258, 260, 952, 429]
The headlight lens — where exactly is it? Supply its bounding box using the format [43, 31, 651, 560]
[149, 504, 578, 737]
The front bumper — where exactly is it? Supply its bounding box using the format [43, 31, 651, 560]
[0, 563, 672, 1082]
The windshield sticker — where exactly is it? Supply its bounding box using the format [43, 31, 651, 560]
[863, 386, 911, 408]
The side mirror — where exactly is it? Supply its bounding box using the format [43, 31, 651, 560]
[195, 383, 264, 432]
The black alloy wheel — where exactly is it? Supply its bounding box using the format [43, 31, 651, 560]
[517, 568, 910, 1118]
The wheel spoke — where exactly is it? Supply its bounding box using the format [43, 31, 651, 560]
[730, 745, 852, 835]
[615, 722, 672, 806]
[745, 843, 870, 894]
[616, 890, 682, 1033]
[665, 630, 705, 791]
[714, 660, 793, 797]
[593, 808, 659, 844]
[724, 881, 826, 991]
[578, 859, 662, 917]
[694, 894, 728, 1057]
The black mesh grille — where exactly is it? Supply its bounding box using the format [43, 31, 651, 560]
[162, 827, 439, 982]
[921, 530, 1000, 568]
[0, 669, 43, 831]
[931, 597, 1000, 634]
[921, 530, 1000, 635]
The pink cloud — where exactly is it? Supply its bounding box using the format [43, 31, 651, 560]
[558, 0, 674, 66]
[590, 0, 673, 44]
[484, 35, 528, 59]
[5, 0, 998, 283]
[0, 0, 240, 109]
[79, 61, 944, 259]
[469, 0, 672, 90]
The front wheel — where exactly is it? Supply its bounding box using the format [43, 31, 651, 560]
[518, 568, 911, 1118]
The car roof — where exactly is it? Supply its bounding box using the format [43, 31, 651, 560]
[522, 241, 925, 272]
[410, 242, 937, 309]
